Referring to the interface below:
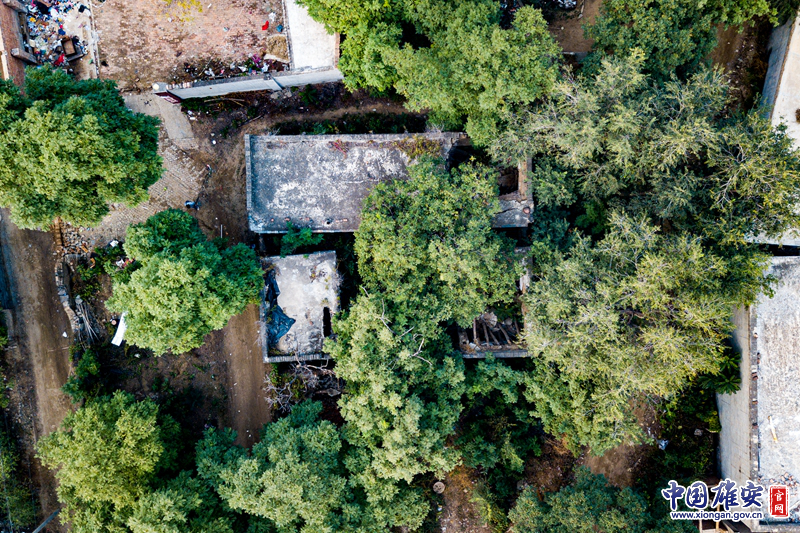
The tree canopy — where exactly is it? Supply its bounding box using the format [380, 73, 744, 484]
[585, 0, 774, 79]
[196, 400, 429, 533]
[325, 157, 521, 483]
[0, 68, 161, 229]
[296, 0, 561, 145]
[509, 467, 693, 533]
[107, 209, 263, 355]
[36, 392, 179, 532]
[486, 53, 798, 452]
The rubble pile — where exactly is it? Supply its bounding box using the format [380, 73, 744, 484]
[26, 0, 88, 66]
[169, 54, 289, 84]
[56, 220, 91, 256]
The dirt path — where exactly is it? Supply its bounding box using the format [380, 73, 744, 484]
[222, 304, 271, 446]
[0, 210, 73, 524]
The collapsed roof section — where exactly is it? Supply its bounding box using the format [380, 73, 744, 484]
[260, 251, 339, 363]
[459, 247, 532, 359]
[245, 133, 534, 234]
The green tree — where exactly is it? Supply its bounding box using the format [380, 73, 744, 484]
[493, 53, 800, 244]
[0, 428, 36, 529]
[196, 401, 429, 532]
[329, 294, 466, 482]
[458, 357, 539, 476]
[585, 0, 774, 79]
[509, 467, 694, 533]
[520, 213, 767, 452]
[107, 209, 263, 355]
[0, 67, 161, 229]
[296, 0, 561, 145]
[36, 392, 179, 532]
[126, 472, 235, 533]
[356, 157, 520, 336]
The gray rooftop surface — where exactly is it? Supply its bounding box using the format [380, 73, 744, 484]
[755, 258, 800, 484]
[246, 133, 469, 233]
[260, 251, 340, 363]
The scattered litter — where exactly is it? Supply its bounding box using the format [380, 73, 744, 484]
[261, 20, 269, 31]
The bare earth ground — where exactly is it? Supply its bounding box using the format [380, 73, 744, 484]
[549, 0, 601, 54]
[0, 212, 72, 530]
[92, 0, 287, 91]
[710, 20, 772, 109]
[440, 466, 492, 533]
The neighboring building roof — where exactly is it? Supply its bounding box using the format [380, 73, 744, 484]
[720, 256, 800, 531]
[283, 0, 338, 71]
[260, 251, 339, 363]
[245, 133, 534, 233]
[764, 16, 800, 146]
[246, 133, 465, 233]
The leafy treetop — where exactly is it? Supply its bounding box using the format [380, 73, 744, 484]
[0, 68, 161, 229]
[108, 209, 263, 355]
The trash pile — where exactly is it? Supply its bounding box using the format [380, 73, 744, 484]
[56, 220, 92, 256]
[171, 54, 289, 84]
[26, 0, 89, 66]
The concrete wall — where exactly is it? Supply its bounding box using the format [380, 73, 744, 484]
[762, 18, 794, 116]
[272, 67, 342, 87]
[155, 67, 343, 100]
[155, 76, 281, 100]
[718, 307, 754, 520]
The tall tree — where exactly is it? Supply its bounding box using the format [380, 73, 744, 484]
[196, 401, 429, 532]
[509, 467, 694, 533]
[107, 209, 263, 355]
[490, 53, 795, 452]
[36, 392, 179, 533]
[329, 157, 521, 482]
[355, 156, 520, 336]
[520, 213, 767, 453]
[0, 68, 161, 229]
[296, 0, 561, 145]
[492, 52, 800, 245]
[585, 0, 774, 79]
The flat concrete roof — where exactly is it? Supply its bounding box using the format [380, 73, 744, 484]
[721, 256, 800, 531]
[284, 0, 338, 70]
[754, 257, 800, 491]
[245, 133, 470, 233]
[260, 251, 339, 363]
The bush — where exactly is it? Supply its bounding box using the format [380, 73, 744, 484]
[280, 221, 324, 257]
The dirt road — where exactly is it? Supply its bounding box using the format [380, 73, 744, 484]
[0, 210, 73, 524]
[222, 304, 271, 446]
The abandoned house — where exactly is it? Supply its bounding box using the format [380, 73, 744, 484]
[153, 0, 341, 101]
[260, 251, 340, 363]
[245, 132, 534, 234]
[0, 0, 35, 84]
[718, 256, 800, 531]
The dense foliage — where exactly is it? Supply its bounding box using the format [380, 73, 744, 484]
[509, 467, 693, 533]
[0, 68, 161, 229]
[107, 209, 263, 355]
[586, 0, 773, 78]
[488, 54, 800, 451]
[37, 392, 179, 532]
[327, 157, 520, 485]
[355, 157, 520, 335]
[296, 0, 560, 144]
[197, 400, 428, 532]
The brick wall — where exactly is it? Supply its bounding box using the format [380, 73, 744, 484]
[0, 3, 26, 85]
